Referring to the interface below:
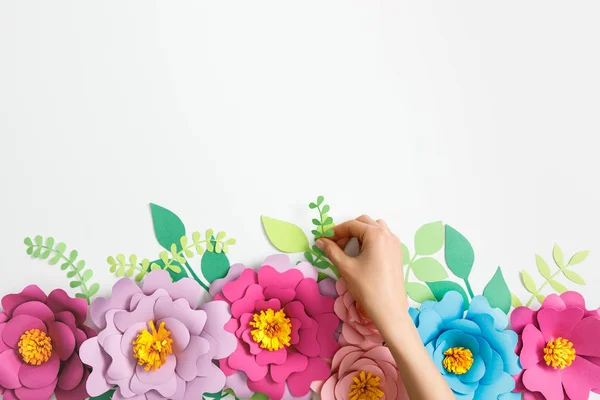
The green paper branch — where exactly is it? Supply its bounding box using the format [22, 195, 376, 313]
[403, 223, 512, 313]
[517, 244, 589, 307]
[107, 230, 235, 289]
[262, 195, 339, 280]
[24, 236, 100, 305]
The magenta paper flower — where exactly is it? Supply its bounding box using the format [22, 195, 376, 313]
[316, 345, 408, 400]
[209, 255, 340, 400]
[0, 285, 95, 400]
[79, 270, 237, 400]
[511, 291, 600, 400]
[334, 278, 383, 350]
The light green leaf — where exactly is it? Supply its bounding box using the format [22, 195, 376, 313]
[563, 269, 585, 285]
[316, 195, 324, 206]
[536, 255, 551, 279]
[521, 270, 537, 294]
[261, 216, 310, 253]
[411, 257, 448, 282]
[549, 279, 568, 294]
[511, 292, 523, 308]
[426, 281, 469, 310]
[568, 250, 590, 266]
[88, 283, 100, 298]
[400, 242, 411, 266]
[152, 259, 187, 281]
[414, 221, 444, 256]
[150, 203, 186, 252]
[553, 244, 564, 268]
[536, 294, 546, 303]
[444, 225, 474, 279]
[70, 281, 82, 288]
[24, 237, 33, 247]
[482, 267, 511, 314]
[201, 246, 231, 283]
[81, 269, 93, 283]
[406, 282, 435, 303]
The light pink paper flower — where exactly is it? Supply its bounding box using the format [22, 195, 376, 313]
[210, 255, 340, 400]
[79, 271, 237, 400]
[334, 278, 383, 350]
[0, 285, 95, 400]
[511, 291, 600, 400]
[317, 345, 408, 400]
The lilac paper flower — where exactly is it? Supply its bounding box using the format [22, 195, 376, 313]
[79, 271, 237, 400]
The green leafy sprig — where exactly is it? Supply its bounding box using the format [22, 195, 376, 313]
[24, 236, 100, 304]
[107, 230, 235, 285]
[262, 195, 339, 280]
[517, 244, 589, 307]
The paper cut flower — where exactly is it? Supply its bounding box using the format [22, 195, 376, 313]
[334, 278, 383, 349]
[0, 285, 96, 400]
[409, 291, 521, 400]
[209, 255, 340, 400]
[316, 345, 408, 400]
[79, 270, 236, 399]
[511, 291, 600, 400]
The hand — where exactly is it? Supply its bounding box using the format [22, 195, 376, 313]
[316, 215, 408, 333]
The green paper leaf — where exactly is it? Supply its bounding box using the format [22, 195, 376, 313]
[400, 242, 410, 266]
[261, 216, 310, 253]
[317, 272, 329, 282]
[536, 255, 551, 279]
[88, 283, 100, 297]
[511, 292, 523, 308]
[24, 237, 33, 246]
[406, 282, 435, 303]
[316, 195, 324, 206]
[70, 281, 82, 288]
[444, 225, 474, 279]
[549, 279, 568, 294]
[201, 246, 230, 283]
[90, 389, 115, 400]
[563, 269, 585, 285]
[151, 259, 187, 282]
[521, 270, 538, 294]
[150, 203, 186, 252]
[553, 244, 564, 268]
[426, 281, 469, 310]
[536, 294, 546, 303]
[411, 257, 448, 282]
[81, 269, 93, 283]
[322, 204, 330, 214]
[414, 221, 444, 256]
[309, 202, 317, 209]
[568, 250, 590, 266]
[482, 267, 511, 313]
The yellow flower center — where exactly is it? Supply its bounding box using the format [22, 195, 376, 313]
[132, 321, 174, 371]
[443, 347, 474, 375]
[250, 308, 292, 351]
[348, 370, 385, 400]
[544, 337, 576, 369]
[18, 329, 52, 365]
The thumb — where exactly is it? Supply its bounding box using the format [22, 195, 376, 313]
[316, 238, 353, 272]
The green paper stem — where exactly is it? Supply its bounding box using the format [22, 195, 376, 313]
[404, 254, 418, 282]
[464, 279, 475, 299]
[33, 244, 92, 304]
[525, 269, 561, 307]
[309, 248, 340, 278]
[184, 260, 210, 292]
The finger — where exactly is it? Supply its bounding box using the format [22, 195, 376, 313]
[316, 238, 353, 272]
[330, 220, 371, 242]
[335, 237, 351, 250]
[357, 214, 378, 226]
[376, 219, 390, 231]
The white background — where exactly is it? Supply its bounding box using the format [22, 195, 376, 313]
[1, 1, 599, 398]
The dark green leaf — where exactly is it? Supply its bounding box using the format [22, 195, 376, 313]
[323, 216, 333, 225]
[90, 389, 115, 400]
[444, 225, 474, 279]
[24, 237, 33, 246]
[304, 251, 314, 263]
[482, 267, 511, 314]
[26, 247, 33, 255]
[317, 272, 329, 282]
[70, 281, 82, 288]
[75, 293, 87, 299]
[311, 229, 323, 238]
[202, 249, 230, 284]
[312, 219, 321, 226]
[150, 203, 186, 252]
[60, 262, 70, 271]
[406, 282, 435, 303]
[309, 202, 317, 209]
[66, 270, 78, 278]
[426, 281, 469, 310]
[312, 245, 325, 257]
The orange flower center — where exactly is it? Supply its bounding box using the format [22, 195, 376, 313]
[18, 329, 52, 365]
[544, 337, 576, 369]
[348, 370, 385, 400]
[132, 321, 174, 371]
[250, 308, 292, 351]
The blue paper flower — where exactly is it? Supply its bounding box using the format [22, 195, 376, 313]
[409, 291, 521, 400]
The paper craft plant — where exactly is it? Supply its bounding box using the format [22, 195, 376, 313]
[13, 195, 597, 400]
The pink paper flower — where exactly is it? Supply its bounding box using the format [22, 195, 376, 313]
[0, 285, 96, 400]
[79, 270, 237, 400]
[210, 255, 340, 400]
[511, 291, 600, 400]
[317, 345, 408, 400]
[334, 278, 383, 350]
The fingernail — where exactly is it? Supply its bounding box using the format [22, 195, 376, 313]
[315, 239, 324, 250]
